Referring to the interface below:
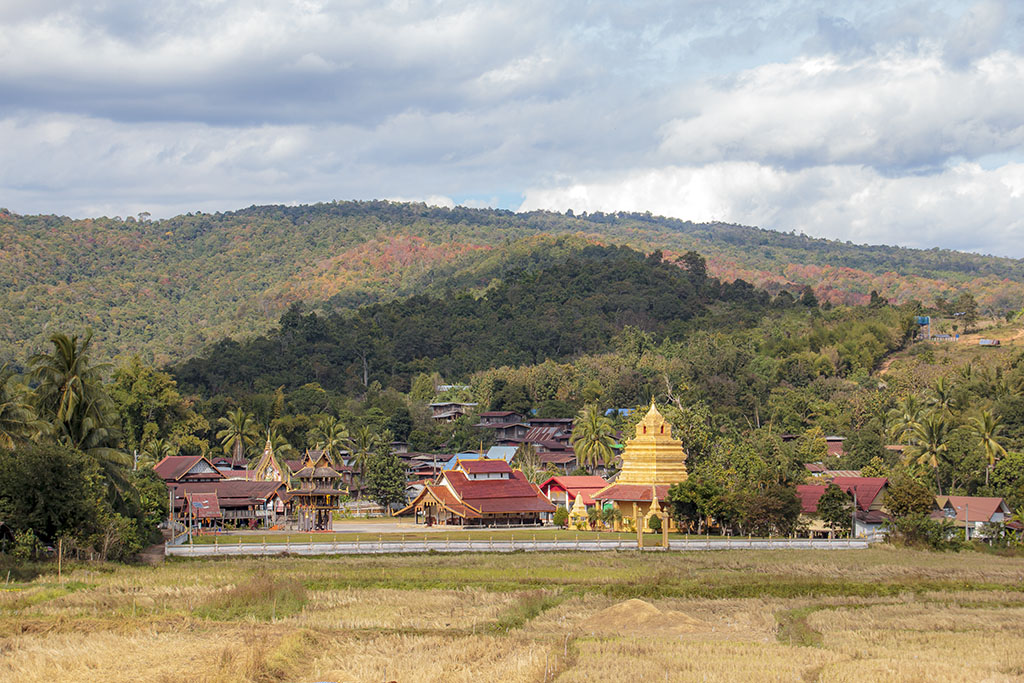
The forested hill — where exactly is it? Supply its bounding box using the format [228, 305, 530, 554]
[173, 244, 764, 396]
[2, 201, 1023, 365]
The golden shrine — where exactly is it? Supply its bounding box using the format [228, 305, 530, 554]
[593, 401, 688, 531]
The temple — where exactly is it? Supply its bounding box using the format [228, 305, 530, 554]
[592, 401, 688, 531]
[280, 449, 346, 531]
[395, 457, 555, 526]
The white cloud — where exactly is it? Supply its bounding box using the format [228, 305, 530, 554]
[519, 161, 1024, 257]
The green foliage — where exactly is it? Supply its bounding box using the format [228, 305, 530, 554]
[885, 474, 936, 518]
[365, 447, 407, 511]
[553, 506, 569, 529]
[817, 484, 853, 534]
[647, 514, 662, 533]
[887, 514, 960, 551]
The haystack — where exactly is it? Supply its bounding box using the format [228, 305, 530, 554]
[586, 598, 704, 635]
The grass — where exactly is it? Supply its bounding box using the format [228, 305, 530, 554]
[2, 547, 1024, 680]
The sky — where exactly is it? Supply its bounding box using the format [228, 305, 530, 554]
[2, 1, 1024, 256]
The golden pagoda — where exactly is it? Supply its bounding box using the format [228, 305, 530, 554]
[592, 401, 688, 531]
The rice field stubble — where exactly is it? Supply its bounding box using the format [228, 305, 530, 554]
[1, 546, 1023, 681]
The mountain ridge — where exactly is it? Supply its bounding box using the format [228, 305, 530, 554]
[2, 201, 1021, 365]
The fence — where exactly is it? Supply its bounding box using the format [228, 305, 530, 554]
[166, 536, 873, 557]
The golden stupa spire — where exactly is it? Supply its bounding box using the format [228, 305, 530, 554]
[615, 401, 688, 486]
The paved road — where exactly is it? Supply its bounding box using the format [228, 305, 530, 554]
[166, 537, 872, 557]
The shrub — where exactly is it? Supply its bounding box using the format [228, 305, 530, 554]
[553, 506, 569, 529]
[648, 515, 662, 533]
[887, 514, 960, 551]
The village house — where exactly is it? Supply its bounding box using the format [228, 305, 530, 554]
[395, 457, 555, 526]
[931, 495, 1012, 539]
[539, 475, 608, 512]
[155, 455, 284, 530]
[428, 401, 478, 422]
[796, 477, 889, 538]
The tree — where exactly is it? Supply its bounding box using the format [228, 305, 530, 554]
[570, 404, 616, 474]
[817, 483, 853, 536]
[885, 474, 935, 518]
[799, 285, 818, 307]
[512, 442, 542, 484]
[216, 408, 258, 460]
[366, 445, 407, 511]
[0, 364, 41, 449]
[968, 410, 1007, 487]
[108, 357, 193, 455]
[906, 413, 951, 493]
[553, 506, 569, 528]
[311, 415, 351, 467]
[745, 486, 801, 537]
[953, 292, 979, 332]
[350, 425, 381, 496]
[29, 331, 129, 488]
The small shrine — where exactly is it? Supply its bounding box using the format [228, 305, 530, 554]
[593, 401, 688, 531]
[252, 438, 284, 482]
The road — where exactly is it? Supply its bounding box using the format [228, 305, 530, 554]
[166, 537, 873, 557]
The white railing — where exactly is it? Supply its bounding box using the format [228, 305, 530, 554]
[166, 536, 872, 557]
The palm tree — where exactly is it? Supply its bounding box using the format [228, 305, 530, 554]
[927, 377, 958, 415]
[906, 412, 951, 493]
[0, 364, 43, 449]
[29, 332, 130, 488]
[886, 395, 922, 444]
[216, 408, 258, 460]
[30, 331, 112, 446]
[139, 437, 177, 469]
[968, 410, 1006, 487]
[571, 404, 616, 474]
[312, 415, 351, 467]
[350, 425, 380, 497]
[265, 426, 296, 460]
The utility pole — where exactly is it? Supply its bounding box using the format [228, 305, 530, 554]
[965, 502, 970, 541]
[851, 488, 858, 539]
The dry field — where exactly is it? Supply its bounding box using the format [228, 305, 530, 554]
[1, 546, 1023, 682]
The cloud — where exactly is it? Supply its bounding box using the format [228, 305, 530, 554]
[520, 161, 1024, 257]
[1, 1, 1024, 257]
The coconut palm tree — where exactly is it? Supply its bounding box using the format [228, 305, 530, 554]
[571, 403, 616, 474]
[311, 415, 351, 467]
[139, 437, 177, 469]
[906, 412, 951, 493]
[29, 332, 130, 493]
[216, 408, 258, 460]
[968, 410, 1006, 487]
[265, 426, 297, 460]
[0, 364, 43, 449]
[927, 377, 958, 415]
[886, 395, 923, 444]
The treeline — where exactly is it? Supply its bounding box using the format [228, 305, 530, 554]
[173, 245, 770, 396]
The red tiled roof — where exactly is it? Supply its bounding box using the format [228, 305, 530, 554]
[831, 477, 887, 510]
[444, 470, 556, 513]
[539, 453, 576, 465]
[186, 491, 222, 519]
[170, 480, 282, 511]
[797, 478, 887, 513]
[458, 458, 513, 474]
[593, 483, 672, 502]
[796, 485, 827, 514]
[539, 476, 607, 494]
[154, 455, 224, 482]
[939, 496, 1008, 522]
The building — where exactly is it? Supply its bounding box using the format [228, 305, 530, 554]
[155, 455, 285, 530]
[932, 496, 1012, 539]
[539, 475, 608, 512]
[428, 401, 478, 422]
[281, 450, 347, 531]
[592, 401, 689, 532]
[796, 477, 889, 538]
[395, 457, 555, 526]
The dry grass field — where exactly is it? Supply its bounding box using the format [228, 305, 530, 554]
[2, 546, 1023, 682]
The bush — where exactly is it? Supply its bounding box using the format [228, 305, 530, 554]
[553, 506, 569, 528]
[887, 514, 960, 551]
[648, 515, 662, 533]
